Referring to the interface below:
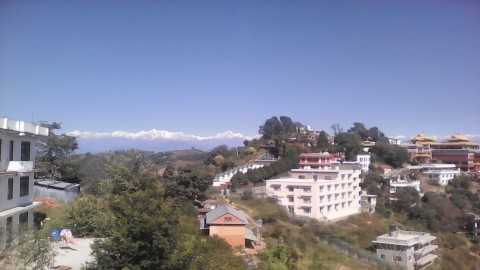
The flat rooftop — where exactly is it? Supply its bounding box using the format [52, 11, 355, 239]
[0, 117, 49, 137]
[373, 230, 436, 246]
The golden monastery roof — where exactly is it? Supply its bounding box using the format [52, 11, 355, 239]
[446, 133, 471, 142]
[410, 133, 436, 142]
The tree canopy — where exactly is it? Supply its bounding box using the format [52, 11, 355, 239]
[37, 122, 79, 182]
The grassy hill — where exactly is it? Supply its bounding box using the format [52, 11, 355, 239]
[232, 197, 480, 270]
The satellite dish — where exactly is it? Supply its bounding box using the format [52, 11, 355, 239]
[210, 206, 216, 210]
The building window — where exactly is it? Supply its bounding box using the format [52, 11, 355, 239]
[393, 256, 402, 262]
[288, 187, 294, 192]
[303, 198, 311, 203]
[224, 217, 232, 222]
[273, 185, 281, 191]
[303, 207, 311, 213]
[8, 178, 13, 200]
[20, 176, 29, 197]
[21, 141, 31, 161]
[288, 196, 294, 202]
[6, 217, 13, 246]
[288, 206, 294, 214]
[320, 206, 324, 212]
[298, 175, 305, 179]
[303, 187, 311, 193]
[9, 140, 14, 161]
[380, 254, 385, 260]
[19, 212, 29, 231]
[313, 175, 318, 180]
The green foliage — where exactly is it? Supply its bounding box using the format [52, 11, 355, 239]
[163, 166, 213, 201]
[65, 195, 111, 237]
[392, 187, 420, 213]
[333, 132, 362, 161]
[347, 122, 386, 142]
[241, 190, 253, 200]
[259, 116, 299, 141]
[188, 236, 247, 270]
[88, 159, 245, 270]
[92, 165, 189, 269]
[37, 122, 80, 182]
[3, 229, 57, 270]
[314, 130, 331, 152]
[371, 141, 409, 168]
[230, 145, 299, 187]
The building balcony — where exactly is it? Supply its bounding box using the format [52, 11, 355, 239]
[6, 161, 34, 173]
[414, 244, 438, 257]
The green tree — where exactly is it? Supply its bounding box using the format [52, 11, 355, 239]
[4, 229, 57, 270]
[333, 132, 362, 161]
[371, 141, 409, 168]
[315, 131, 331, 152]
[393, 187, 419, 213]
[163, 166, 212, 201]
[92, 164, 191, 269]
[189, 236, 247, 270]
[37, 122, 79, 182]
[65, 195, 111, 237]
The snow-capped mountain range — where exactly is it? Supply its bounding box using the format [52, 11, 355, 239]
[67, 129, 259, 153]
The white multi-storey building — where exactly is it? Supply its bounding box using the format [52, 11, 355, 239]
[356, 154, 371, 174]
[409, 163, 461, 186]
[266, 162, 362, 222]
[372, 226, 438, 270]
[0, 117, 48, 246]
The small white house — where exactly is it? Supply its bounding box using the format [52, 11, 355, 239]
[372, 226, 438, 270]
[409, 164, 460, 186]
[390, 180, 420, 194]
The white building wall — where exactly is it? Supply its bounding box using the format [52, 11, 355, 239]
[0, 118, 48, 247]
[356, 154, 370, 174]
[266, 166, 362, 222]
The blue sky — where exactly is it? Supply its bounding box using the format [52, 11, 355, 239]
[1, 1, 479, 140]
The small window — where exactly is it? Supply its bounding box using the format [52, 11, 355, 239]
[20, 176, 29, 197]
[381, 254, 385, 260]
[19, 212, 28, 231]
[288, 196, 294, 202]
[8, 178, 13, 200]
[9, 140, 14, 161]
[288, 187, 294, 192]
[21, 141, 31, 161]
[303, 187, 311, 193]
[393, 256, 402, 262]
[303, 207, 311, 213]
[298, 175, 305, 179]
[224, 217, 232, 222]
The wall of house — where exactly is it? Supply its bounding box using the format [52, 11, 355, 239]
[209, 225, 245, 248]
[0, 122, 45, 247]
[376, 247, 414, 270]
